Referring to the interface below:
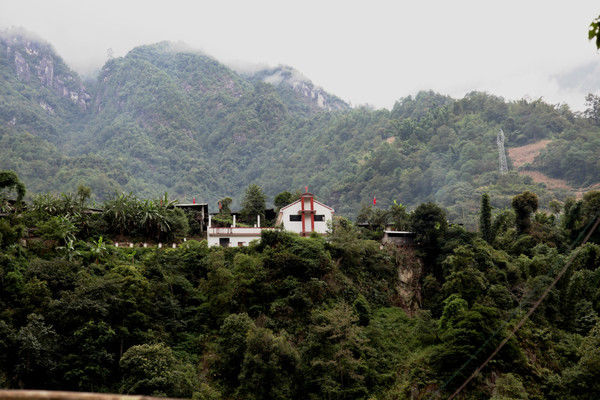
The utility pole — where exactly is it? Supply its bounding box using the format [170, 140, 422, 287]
[497, 129, 508, 174]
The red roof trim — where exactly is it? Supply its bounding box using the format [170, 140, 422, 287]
[313, 200, 334, 211]
[278, 198, 334, 213]
[278, 199, 301, 212]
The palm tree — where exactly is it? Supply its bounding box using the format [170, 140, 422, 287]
[103, 193, 139, 235]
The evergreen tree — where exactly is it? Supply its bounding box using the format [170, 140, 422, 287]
[480, 193, 493, 243]
[241, 184, 266, 224]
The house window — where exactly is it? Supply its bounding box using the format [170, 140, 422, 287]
[289, 215, 302, 222]
[219, 238, 230, 247]
[314, 215, 325, 221]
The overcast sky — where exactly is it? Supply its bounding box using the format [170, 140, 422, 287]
[1, 0, 599, 110]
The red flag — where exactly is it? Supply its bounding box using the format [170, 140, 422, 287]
[305, 186, 308, 193]
[373, 196, 376, 205]
[193, 197, 196, 204]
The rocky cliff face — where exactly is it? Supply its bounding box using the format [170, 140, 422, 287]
[387, 245, 423, 314]
[1, 30, 91, 110]
[247, 65, 349, 112]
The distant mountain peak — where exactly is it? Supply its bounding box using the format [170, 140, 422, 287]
[126, 40, 208, 58]
[243, 64, 349, 112]
[0, 27, 91, 111]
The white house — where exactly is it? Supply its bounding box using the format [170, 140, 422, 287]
[207, 192, 334, 247]
[207, 214, 272, 247]
[275, 192, 334, 236]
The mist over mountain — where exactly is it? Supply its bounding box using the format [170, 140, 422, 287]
[554, 60, 600, 93]
[244, 64, 349, 112]
[1, 28, 599, 224]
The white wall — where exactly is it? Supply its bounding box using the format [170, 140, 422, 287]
[313, 202, 333, 234]
[280, 200, 333, 234]
[207, 227, 269, 247]
[207, 235, 260, 247]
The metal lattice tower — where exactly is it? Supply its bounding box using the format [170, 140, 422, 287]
[497, 129, 508, 174]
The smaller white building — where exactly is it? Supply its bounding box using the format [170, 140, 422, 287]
[207, 214, 274, 247]
[276, 192, 334, 236]
[382, 230, 415, 246]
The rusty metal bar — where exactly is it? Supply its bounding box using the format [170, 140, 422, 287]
[0, 390, 185, 400]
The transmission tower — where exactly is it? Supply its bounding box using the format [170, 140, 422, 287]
[497, 129, 508, 174]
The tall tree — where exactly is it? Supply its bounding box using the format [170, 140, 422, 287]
[479, 193, 493, 243]
[584, 94, 600, 125]
[389, 202, 410, 230]
[241, 184, 266, 224]
[218, 197, 233, 214]
[236, 327, 299, 400]
[410, 202, 448, 276]
[511, 191, 538, 234]
[0, 170, 26, 204]
[273, 191, 297, 211]
[0, 170, 26, 247]
[76, 185, 92, 207]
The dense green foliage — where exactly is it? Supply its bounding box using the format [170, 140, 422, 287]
[1, 31, 599, 229]
[1, 169, 600, 398]
[2, 27, 600, 398]
[0, 170, 26, 204]
[532, 132, 600, 187]
[240, 184, 266, 224]
[590, 15, 600, 49]
[480, 193, 493, 243]
[512, 191, 539, 234]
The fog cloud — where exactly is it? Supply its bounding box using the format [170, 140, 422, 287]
[1, 0, 599, 110]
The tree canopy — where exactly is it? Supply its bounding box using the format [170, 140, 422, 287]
[1, 172, 600, 398]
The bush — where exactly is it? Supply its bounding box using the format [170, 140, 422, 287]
[119, 343, 199, 397]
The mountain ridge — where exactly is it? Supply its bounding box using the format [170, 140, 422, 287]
[1, 28, 599, 226]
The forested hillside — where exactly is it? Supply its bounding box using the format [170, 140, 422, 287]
[1, 28, 599, 225]
[1, 170, 600, 399]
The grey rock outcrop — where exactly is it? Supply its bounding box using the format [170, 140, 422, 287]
[245, 65, 349, 112]
[2, 31, 91, 110]
[14, 51, 31, 81]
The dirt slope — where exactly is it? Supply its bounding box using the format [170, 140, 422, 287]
[507, 140, 577, 196]
[519, 170, 572, 191]
[507, 139, 552, 168]
[507, 140, 600, 198]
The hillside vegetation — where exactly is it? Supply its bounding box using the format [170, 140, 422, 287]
[1, 28, 600, 227]
[1, 171, 600, 399]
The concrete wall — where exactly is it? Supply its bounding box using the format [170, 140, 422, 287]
[280, 200, 333, 234]
[207, 227, 270, 247]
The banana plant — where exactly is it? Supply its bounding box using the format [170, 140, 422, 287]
[57, 239, 80, 261]
[89, 236, 107, 264]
